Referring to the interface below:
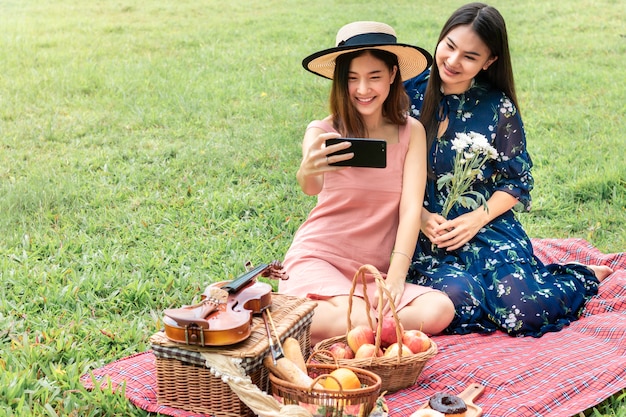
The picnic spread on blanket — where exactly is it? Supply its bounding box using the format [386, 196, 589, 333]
[80, 238, 626, 417]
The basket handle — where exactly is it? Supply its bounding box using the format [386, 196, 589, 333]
[347, 264, 405, 363]
[307, 349, 340, 367]
[310, 374, 347, 393]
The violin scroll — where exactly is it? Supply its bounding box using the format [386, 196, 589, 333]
[261, 260, 289, 281]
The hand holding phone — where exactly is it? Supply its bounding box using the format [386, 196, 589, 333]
[325, 138, 387, 168]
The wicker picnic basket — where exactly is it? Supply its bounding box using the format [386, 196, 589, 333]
[314, 264, 438, 393]
[269, 351, 382, 417]
[151, 294, 317, 417]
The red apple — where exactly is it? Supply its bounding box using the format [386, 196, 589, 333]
[346, 325, 375, 354]
[327, 342, 354, 359]
[354, 343, 383, 359]
[383, 342, 413, 357]
[379, 316, 403, 348]
[401, 329, 431, 354]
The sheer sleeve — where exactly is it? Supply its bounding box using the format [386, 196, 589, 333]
[492, 96, 534, 212]
[403, 69, 430, 118]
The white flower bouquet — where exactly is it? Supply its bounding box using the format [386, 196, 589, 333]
[437, 131, 498, 218]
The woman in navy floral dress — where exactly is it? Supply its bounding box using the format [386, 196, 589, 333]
[404, 3, 612, 337]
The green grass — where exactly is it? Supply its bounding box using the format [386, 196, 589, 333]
[0, 0, 624, 415]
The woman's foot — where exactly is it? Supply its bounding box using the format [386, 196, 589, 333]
[588, 265, 613, 282]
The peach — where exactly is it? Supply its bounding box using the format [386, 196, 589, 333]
[383, 342, 413, 358]
[354, 343, 383, 359]
[401, 329, 431, 354]
[327, 342, 355, 359]
[346, 325, 375, 353]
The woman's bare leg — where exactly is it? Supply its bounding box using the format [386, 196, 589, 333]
[396, 291, 455, 335]
[308, 296, 374, 346]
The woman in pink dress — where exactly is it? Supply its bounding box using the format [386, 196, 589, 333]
[280, 21, 455, 345]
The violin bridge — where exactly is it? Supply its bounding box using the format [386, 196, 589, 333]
[204, 287, 228, 305]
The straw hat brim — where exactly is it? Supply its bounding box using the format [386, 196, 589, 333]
[302, 43, 432, 81]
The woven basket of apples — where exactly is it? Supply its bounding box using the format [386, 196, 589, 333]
[314, 264, 438, 393]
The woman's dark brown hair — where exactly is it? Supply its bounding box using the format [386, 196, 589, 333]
[330, 49, 409, 138]
[421, 3, 519, 151]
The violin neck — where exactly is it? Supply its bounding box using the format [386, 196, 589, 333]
[223, 263, 269, 293]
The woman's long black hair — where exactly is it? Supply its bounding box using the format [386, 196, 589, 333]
[421, 3, 519, 151]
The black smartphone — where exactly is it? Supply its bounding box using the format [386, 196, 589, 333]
[325, 138, 387, 168]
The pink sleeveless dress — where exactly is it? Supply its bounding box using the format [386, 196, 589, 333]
[279, 120, 436, 309]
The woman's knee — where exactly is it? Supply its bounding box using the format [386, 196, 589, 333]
[399, 291, 455, 334]
[309, 296, 373, 345]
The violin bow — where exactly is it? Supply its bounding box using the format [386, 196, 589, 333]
[244, 259, 288, 364]
[262, 309, 284, 365]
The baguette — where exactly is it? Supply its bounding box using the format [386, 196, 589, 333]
[282, 337, 307, 373]
[263, 355, 323, 389]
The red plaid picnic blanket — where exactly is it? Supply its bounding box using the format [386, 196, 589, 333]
[81, 238, 626, 417]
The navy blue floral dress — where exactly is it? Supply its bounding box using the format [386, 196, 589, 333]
[403, 71, 599, 337]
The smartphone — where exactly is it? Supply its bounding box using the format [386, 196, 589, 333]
[325, 138, 387, 168]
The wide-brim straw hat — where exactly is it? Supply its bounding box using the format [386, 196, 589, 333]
[302, 21, 432, 81]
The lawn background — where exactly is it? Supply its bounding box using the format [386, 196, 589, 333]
[0, 0, 624, 415]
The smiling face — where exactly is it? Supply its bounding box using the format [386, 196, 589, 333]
[435, 24, 498, 94]
[347, 51, 397, 119]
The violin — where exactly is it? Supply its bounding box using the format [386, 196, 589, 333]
[163, 261, 288, 346]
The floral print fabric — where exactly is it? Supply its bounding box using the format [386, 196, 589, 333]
[404, 71, 599, 337]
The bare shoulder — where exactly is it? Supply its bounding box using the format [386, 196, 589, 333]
[406, 116, 426, 145]
[305, 116, 334, 134]
[406, 115, 425, 133]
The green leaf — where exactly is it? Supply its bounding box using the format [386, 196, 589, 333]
[437, 173, 454, 190]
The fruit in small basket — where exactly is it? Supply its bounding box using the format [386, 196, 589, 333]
[328, 341, 355, 359]
[354, 343, 383, 358]
[379, 316, 403, 348]
[346, 325, 375, 353]
[322, 367, 362, 390]
[402, 329, 432, 354]
[383, 342, 413, 357]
